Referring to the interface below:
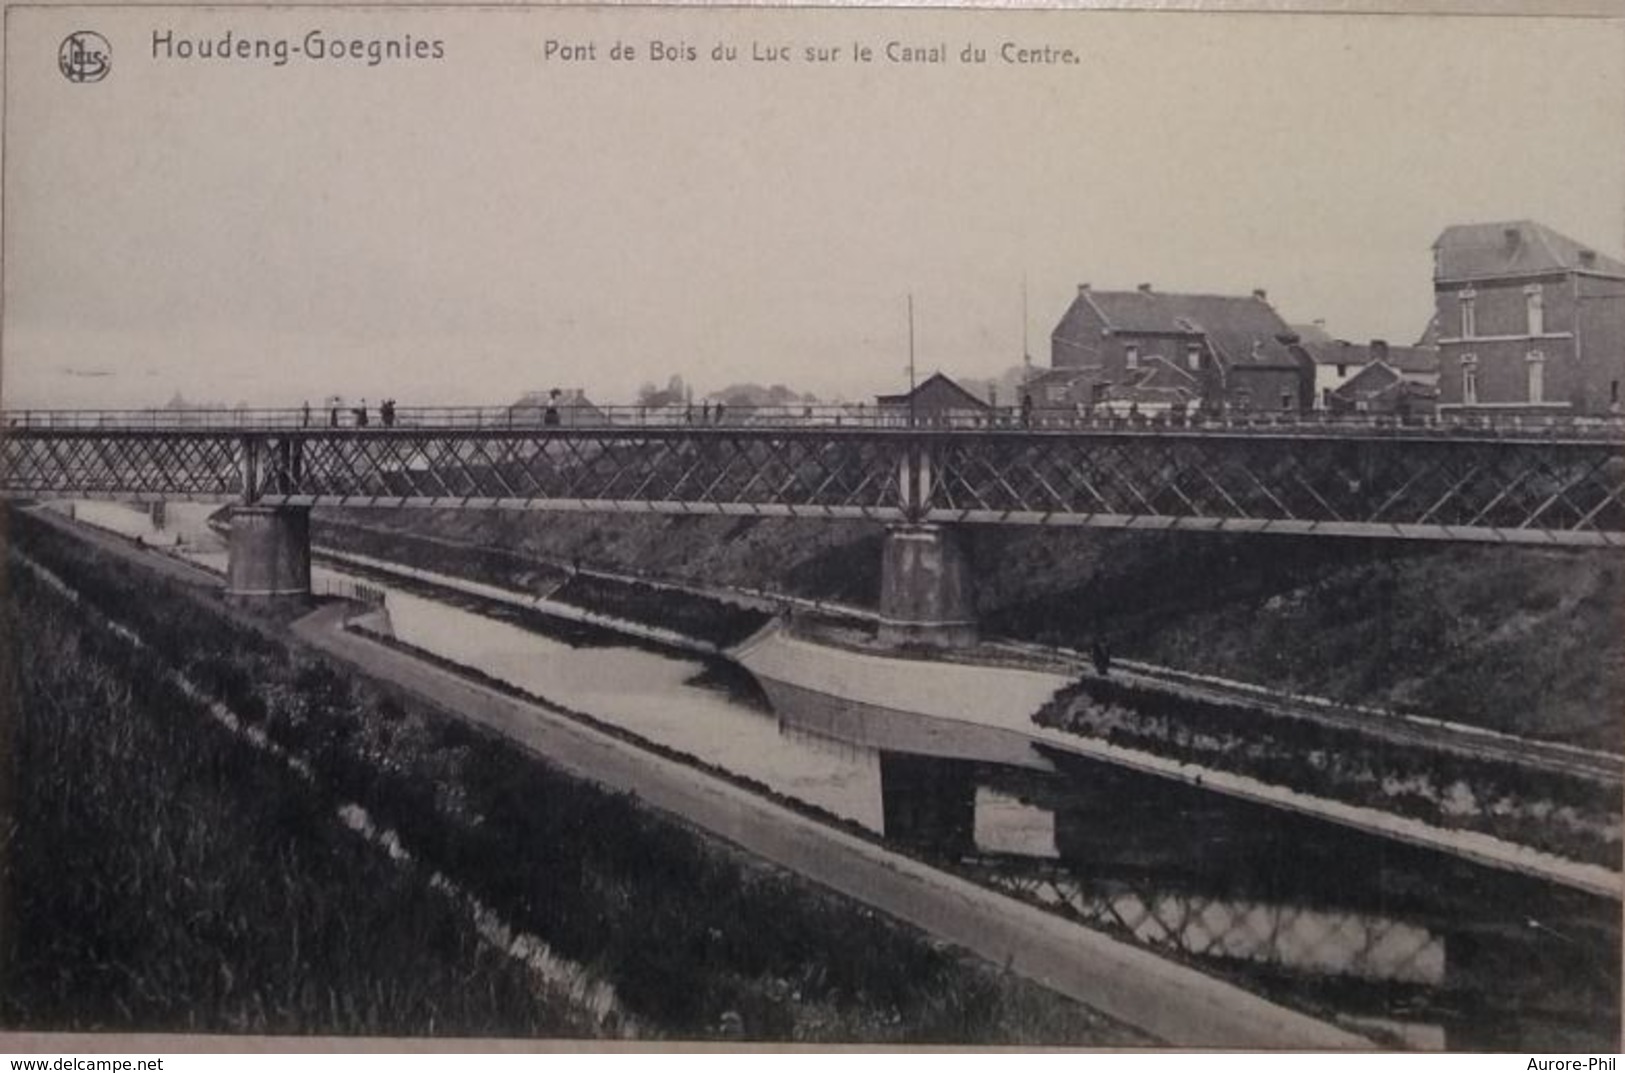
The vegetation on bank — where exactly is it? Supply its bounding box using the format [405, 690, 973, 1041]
[0, 564, 587, 1036]
[315, 516, 774, 647]
[312, 519, 569, 594]
[3, 509, 1140, 1044]
[1034, 676, 1622, 869]
[547, 573, 769, 648]
[315, 509, 1623, 750]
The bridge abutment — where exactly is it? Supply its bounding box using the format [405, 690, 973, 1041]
[226, 505, 311, 601]
[877, 523, 978, 648]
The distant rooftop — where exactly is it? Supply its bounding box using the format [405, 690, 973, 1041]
[1055, 286, 1301, 368]
[1433, 220, 1625, 282]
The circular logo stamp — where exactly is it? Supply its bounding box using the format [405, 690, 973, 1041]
[59, 31, 111, 83]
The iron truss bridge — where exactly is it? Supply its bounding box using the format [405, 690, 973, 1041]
[3, 410, 1624, 545]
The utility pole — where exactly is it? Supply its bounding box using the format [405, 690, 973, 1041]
[1022, 274, 1033, 389]
[907, 293, 917, 430]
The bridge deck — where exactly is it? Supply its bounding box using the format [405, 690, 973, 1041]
[4, 408, 1622, 545]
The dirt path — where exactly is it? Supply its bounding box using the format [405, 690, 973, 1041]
[289, 602, 1363, 1049]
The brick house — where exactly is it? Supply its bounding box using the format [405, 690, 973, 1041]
[1049, 284, 1314, 414]
[1432, 220, 1625, 415]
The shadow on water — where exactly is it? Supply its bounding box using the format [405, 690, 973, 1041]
[735, 663, 1620, 1051]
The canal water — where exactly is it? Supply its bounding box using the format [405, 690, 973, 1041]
[48, 502, 1625, 1051]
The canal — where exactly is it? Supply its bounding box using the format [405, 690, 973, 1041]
[45, 501, 1625, 1051]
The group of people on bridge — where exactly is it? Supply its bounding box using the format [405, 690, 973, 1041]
[305, 399, 398, 428]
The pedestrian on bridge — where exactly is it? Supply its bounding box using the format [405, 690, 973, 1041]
[1021, 392, 1034, 428]
[381, 399, 397, 427]
[301, 401, 311, 427]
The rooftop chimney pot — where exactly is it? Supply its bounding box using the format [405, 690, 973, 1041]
[1253, 288, 1268, 302]
[1137, 282, 1153, 294]
[1504, 226, 1522, 251]
[1580, 249, 1598, 267]
[1078, 283, 1091, 294]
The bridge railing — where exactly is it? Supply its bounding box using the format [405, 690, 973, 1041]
[5, 405, 1625, 440]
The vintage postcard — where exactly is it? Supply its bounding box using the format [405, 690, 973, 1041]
[1, 0, 1622, 1054]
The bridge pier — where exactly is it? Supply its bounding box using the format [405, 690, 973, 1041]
[225, 505, 311, 601]
[877, 523, 978, 648]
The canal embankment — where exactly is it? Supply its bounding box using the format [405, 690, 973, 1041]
[310, 509, 1625, 751]
[302, 513, 1623, 895]
[4, 506, 1153, 1045]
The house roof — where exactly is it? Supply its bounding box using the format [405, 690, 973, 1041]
[1133, 356, 1199, 392]
[1055, 288, 1302, 368]
[1332, 361, 1439, 403]
[1433, 220, 1625, 282]
[875, 371, 990, 409]
[1299, 339, 1438, 376]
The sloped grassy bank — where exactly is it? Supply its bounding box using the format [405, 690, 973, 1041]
[313, 510, 1624, 750]
[3, 509, 1138, 1044]
[0, 561, 585, 1036]
[1034, 677, 1622, 869]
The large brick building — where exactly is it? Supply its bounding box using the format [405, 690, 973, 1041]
[1048, 285, 1313, 414]
[1432, 221, 1625, 415]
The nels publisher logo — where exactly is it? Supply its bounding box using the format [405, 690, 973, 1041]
[58, 31, 111, 82]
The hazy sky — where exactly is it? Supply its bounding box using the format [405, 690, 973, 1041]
[6, 6, 1624, 408]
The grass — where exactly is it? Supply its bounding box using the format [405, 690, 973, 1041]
[3, 507, 1142, 1045]
[0, 563, 589, 1036]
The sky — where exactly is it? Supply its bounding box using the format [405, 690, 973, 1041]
[5, 6, 1624, 409]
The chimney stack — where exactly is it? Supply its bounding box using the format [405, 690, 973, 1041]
[1371, 339, 1390, 363]
[1252, 288, 1268, 302]
[1137, 282, 1153, 294]
[1077, 283, 1091, 294]
[1504, 226, 1522, 253]
[1580, 249, 1598, 268]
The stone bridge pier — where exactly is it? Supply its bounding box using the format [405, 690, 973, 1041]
[226, 505, 311, 601]
[877, 523, 978, 648]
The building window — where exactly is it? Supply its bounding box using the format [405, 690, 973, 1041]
[1461, 353, 1478, 406]
[1459, 289, 1477, 339]
[1524, 284, 1545, 336]
[1186, 344, 1202, 372]
[1280, 391, 1294, 410]
[1124, 344, 1140, 372]
[1526, 350, 1545, 403]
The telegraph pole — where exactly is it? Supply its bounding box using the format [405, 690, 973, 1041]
[907, 293, 917, 430]
[1022, 274, 1033, 408]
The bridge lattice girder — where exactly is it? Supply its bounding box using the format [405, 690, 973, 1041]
[3, 427, 1622, 545]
